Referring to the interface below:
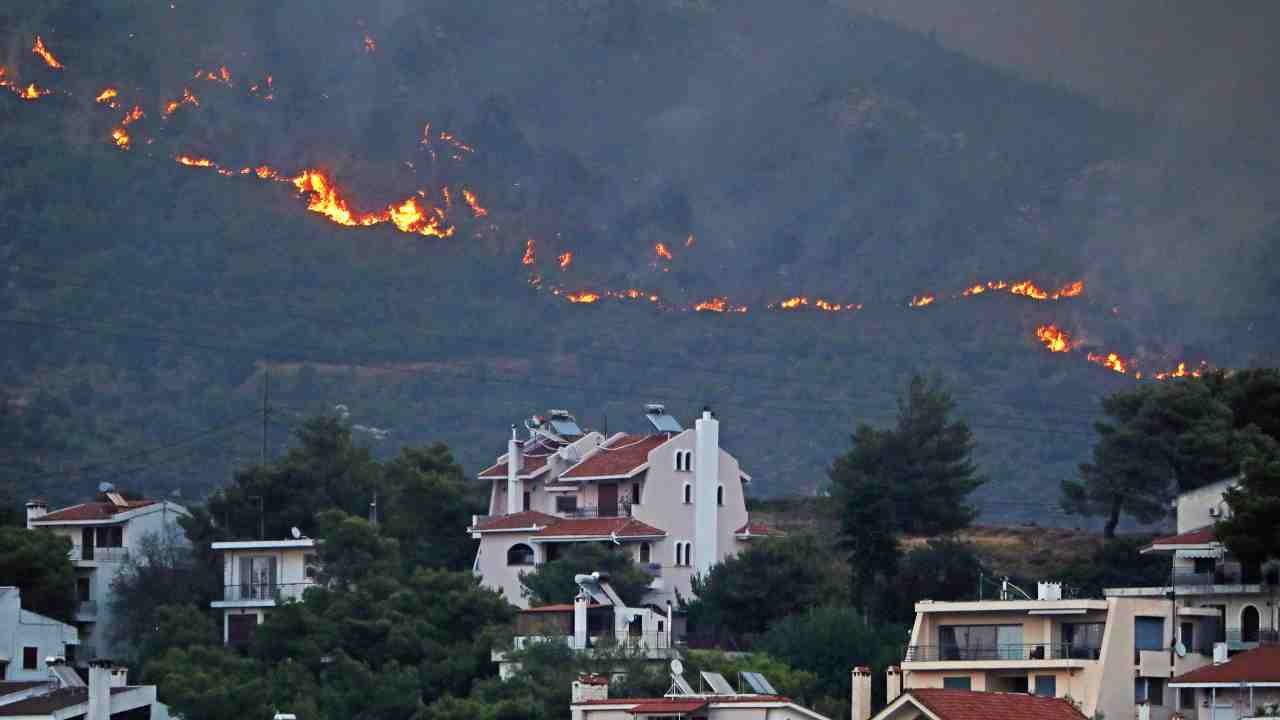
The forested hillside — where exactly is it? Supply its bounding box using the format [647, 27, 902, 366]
[2, 0, 1276, 525]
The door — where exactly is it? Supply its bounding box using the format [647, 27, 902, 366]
[598, 483, 618, 517]
[81, 527, 94, 560]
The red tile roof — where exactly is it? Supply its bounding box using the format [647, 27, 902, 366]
[0, 687, 136, 717]
[734, 520, 783, 537]
[906, 689, 1087, 720]
[577, 674, 610, 686]
[477, 451, 552, 480]
[535, 516, 666, 539]
[576, 696, 794, 708]
[1144, 525, 1219, 550]
[35, 500, 156, 523]
[471, 510, 559, 532]
[626, 699, 708, 714]
[1172, 644, 1280, 685]
[560, 434, 671, 480]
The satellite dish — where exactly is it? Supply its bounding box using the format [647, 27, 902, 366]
[97, 482, 115, 493]
[291, 526, 302, 539]
[670, 659, 684, 676]
[1175, 642, 1187, 658]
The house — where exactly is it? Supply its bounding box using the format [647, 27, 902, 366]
[0, 589, 77, 682]
[495, 572, 681, 679]
[468, 406, 779, 608]
[0, 659, 163, 720]
[895, 583, 1220, 720]
[569, 670, 831, 720]
[865, 688, 1088, 720]
[1105, 479, 1279, 654]
[208, 538, 319, 648]
[25, 494, 190, 663]
[1169, 643, 1280, 720]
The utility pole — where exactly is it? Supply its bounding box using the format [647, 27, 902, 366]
[261, 369, 271, 465]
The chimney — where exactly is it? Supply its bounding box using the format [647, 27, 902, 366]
[573, 593, 588, 650]
[1212, 642, 1228, 664]
[572, 675, 609, 703]
[851, 666, 872, 720]
[693, 409, 719, 576]
[87, 660, 112, 720]
[26, 499, 48, 529]
[506, 425, 522, 515]
[109, 667, 128, 687]
[886, 665, 902, 703]
[1136, 700, 1151, 720]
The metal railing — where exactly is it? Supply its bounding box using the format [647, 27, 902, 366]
[1227, 628, 1280, 647]
[904, 643, 1102, 662]
[554, 505, 632, 519]
[221, 582, 313, 602]
[69, 545, 130, 563]
[513, 632, 675, 653]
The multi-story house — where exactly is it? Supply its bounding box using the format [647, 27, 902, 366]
[25, 493, 189, 662]
[467, 407, 779, 608]
[897, 583, 1220, 720]
[1169, 643, 1280, 719]
[0, 587, 78, 681]
[208, 538, 320, 648]
[1105, 479, 1280, 655]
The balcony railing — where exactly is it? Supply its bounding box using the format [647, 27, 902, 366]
[221, 582, 313, 603]
[904, 643, 1102, 662]
[1226, 628, 1280, 648]
[512, 632, 676, 654]
[554, 505, 632, 519]
[69, 545, 130, 563]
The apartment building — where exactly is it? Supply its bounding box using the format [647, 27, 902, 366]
[897, 584, 1219, 720]
[468, 407, 778, 608]
[1105, 479, 1280, 654]
[1169, 644, 1280, 720]
[0, 588, 78, 682]
[208, 537, 319, 648]
[25, 494, 189, 662]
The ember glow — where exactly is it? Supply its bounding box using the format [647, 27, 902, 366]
[1035, 324, 1073, 353]
[693, 297, 746, 313]
[363, 34, 377, 53]
[17, 83, 51, 101]
[1088, 352, 1130, 375]
[121, 106, 144, 125]
[111, 128, 130, 150]
[95, 88, 119, 105]
[566, 291, 600, 304]
[655, 243, 673, 261]
[558, 251, 573, 270]
[162, 88, 199, 117]
[176, 154, 213, 167]
[1154, 362, 1207, 380]
[909, 294, 936, 308]
[32, 36, 64, 70]
[522, 239, 536, 265]
[462, 189, 487, 218]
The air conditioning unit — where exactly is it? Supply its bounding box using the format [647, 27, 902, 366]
[1208, 507, 1220, 517]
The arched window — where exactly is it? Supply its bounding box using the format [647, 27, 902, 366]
[1241, 605, 1261, 643]
[639, 542, 651, 564]
[506, 543, 535, 566]
[716, 484, 724, 506]
[683, 482, 692, 504]
[674, 450, 693, 472]
[672, 541, 693, 567]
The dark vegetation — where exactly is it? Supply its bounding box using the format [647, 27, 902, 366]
[4, 1, 1275, 529]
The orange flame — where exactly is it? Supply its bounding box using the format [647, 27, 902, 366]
[441, 186, 452, 209]
[95, 88, 119, 105]
[1087, 352, 1129, 375]
[176, 154, 213, 167]
[196, 65, 232, 86]
[558, 251, 573, 270]
[815, 299, 860, 312]
[1010, 279, 1085, 301]
[521, 239, 536, 266]
[462, 189, 487, 218]
[960, 284, 987, 297]
[254, 165, 278, 180]
[111, 128, 130, 150]
[163, 88, 199, 117]
[693, 297, 746, 313]
[909, 294, 936, 308]
[655, 243, 673, 261]
[18, 83, 51, 101]
[363, 33, 377, 53]
[566, 291, 600, 304]
[32, 36, 64, 70]
[779, 296, 808, 309]
[1035, 324, 1073, 353]
[1154, 362, 1207, 381]
[121, 106, 144, 126]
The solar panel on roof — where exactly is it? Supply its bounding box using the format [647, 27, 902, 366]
[672, 675, 695, 696]
[700, 671, 735, 695]
[742, 672, 777, 695]
[549, 418, 583, 437]
[645, 411, 684, 433]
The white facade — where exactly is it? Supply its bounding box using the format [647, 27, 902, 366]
[26, 497, 190, 662]
[0, 588, 78, 682]
[208, 539, 319, 647]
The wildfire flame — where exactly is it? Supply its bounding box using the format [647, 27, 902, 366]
[909, 294, 936, 308]
[111, 128, 130, 150]
[18, 83, 51, 101]
[1010, 280, 1084, 301]
[960, 284, 987, 297]
[1035, 324, 1073, 353]
[462, 189, 487, 218]
[780, 296, 808, 309]
[1154, 362, 1208, 380]
[176, 154, 213, 167]
[558, 251, 573, 270]
[521, 239, 536, 266]
[95, 88, 119, 105]
[195, 66, 233, 86]
[655, 243, 673, 261]
[566, 291, 600, 304]
[1087, 352, 1130, 375]
[693, 297, 746, 313]
[162, 88, 199, 117]
[121, 106, 144, 125]
[32, 36, 64, 70]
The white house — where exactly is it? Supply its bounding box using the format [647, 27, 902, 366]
[569, 671, 831, 720]
[25, 494, 190, 662]
[0, 588, 77, 682]
[468, 407, 780, 608]
[208, 538, 319, 648]
[0, 659, 163, 720]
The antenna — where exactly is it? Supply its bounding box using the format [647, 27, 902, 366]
[290, 526, 302, 540]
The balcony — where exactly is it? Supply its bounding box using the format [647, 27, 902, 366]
[509, 632, 677, 657]
[212, 582, 313, 606]
[554, 505, 632, 519]
[904, 643, 1102, 663]
[75, 601, 97, 621]
[69, 545, 130, 563]
[1227, 628, 1280, 650]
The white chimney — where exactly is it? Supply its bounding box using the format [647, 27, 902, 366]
[573, 593, 589, 650]
[851, 666, 872, 720]
[109, 667, 128, 687]
[572, 675, 609, 703]
[26, 499, 48, 529]
[88, 661, 112, 720]
[1137, 700, 1151, 720]
[1213, 642, 1228, 664]
[506, 426, 522, 515]
[693, 410, 719, 576]
[886, 665, 902, 704]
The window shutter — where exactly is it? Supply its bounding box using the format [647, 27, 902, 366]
[239, 557, 252, 597]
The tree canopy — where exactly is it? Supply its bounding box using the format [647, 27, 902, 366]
[0, 527, 75, 622]
[518, 543, 653, 607]
[1217, 454, 1280, 567]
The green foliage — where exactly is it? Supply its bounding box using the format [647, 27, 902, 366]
[1218, 454, 1280, 566]
[889, 538, 985, 623]
[1051, 537, 1171, 599]
[683, 651, 820, 705]
[519, 543, 653, 607]
[141, 646, 270, 720]
[133, 605, 220, 665]
[0, 527, 75, 622]
[382, 444, 486, 573]
[315, 510, 402, 591]
[687, 534, 847, 637]
[108, 528, 204, 660]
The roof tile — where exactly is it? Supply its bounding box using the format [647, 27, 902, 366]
[535, 516, 666, 539]
[35, 500, 156, 523]
[1172, 644, 1280, 684]
[561, 434, 671, 480]
[1144, 525, 1218, 550]
[907, 689, 1087, 720]
[471, 510, 559, 532]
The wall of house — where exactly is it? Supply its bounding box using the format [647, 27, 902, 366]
[476, 532, 540, 605]
[1176, 479, 1235, 533]
[1092, 598, 1215, 720]
[1186, 687, 1280, 720]
[0, 588, 78, 681]
[220, 547, 316, 596]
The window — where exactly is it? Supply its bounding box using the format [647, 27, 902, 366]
[1034, 675, 1056, 697]
[683, 483, 692, 504]
[716, 485, 724, 506]
[1178, 687, 1196, 710]
[506, 544, 535, 566]
[632, 482, 642, 506]
[1135, 677, 1165, 706]
[556, 495, 579, 514]
[1193, 557, 1215, 575]
[674, 450, 693, 472]
[942, 677, 971, 690]
[939, 625, 1024, 660]
[76, 577, 91, 602]
[1242, 605, 1261, 642]
[1179, 621, 1194, 650]
[674, 542, 693, 567]
[639, 543, 651, 564]
[1061, 622, 1104, 659]
[522, 491, 531, 512]
[96, 526, 123, 548]
[22, 647, 38, 671]
[304, 553, 320, 580]
[1134, 617, 1164, 652]
[239, 556, 278, 601]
